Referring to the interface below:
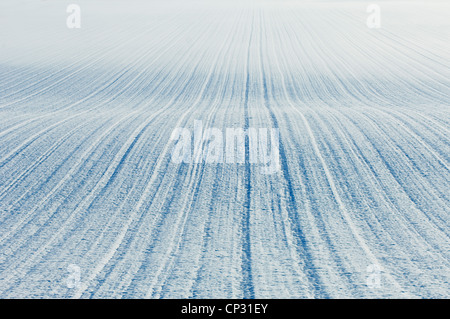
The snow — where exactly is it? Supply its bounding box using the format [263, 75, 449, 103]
[0, 0, 449, 298]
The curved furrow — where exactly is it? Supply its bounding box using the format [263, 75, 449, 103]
[69, 11, 236, 299]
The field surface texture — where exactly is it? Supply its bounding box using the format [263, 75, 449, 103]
[0, 0, 449, 298]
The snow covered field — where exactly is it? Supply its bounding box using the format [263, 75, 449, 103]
[0, 0, 449, 298]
